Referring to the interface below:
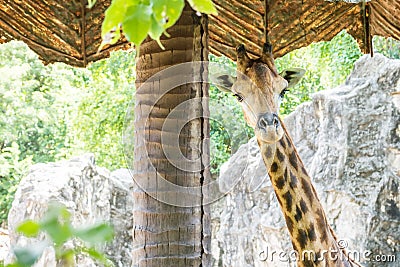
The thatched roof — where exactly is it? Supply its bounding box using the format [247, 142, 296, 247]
[210, 0, 400, 59]
[0, 0, 131, 67]
[0, 0, 399, 67]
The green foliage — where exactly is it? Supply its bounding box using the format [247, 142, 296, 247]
[0, 143, 32, 224]
[0, 42, 136, 224]
[8, 203, 114, 267]
[72, 50, 136, 170]
[0, 41, 84, 225]
[100, 0, 217, 49]
[275, 30, 362, 115]
[373, 36, 400, 59]
[0, 41, 81, 163]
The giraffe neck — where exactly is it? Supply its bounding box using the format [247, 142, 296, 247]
[257, 126, 354, 267]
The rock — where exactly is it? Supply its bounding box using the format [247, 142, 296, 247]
[6, 154, 134, 267]
[214, 54, 400, 267]
[0, 228, 10, 263]
[106, 169, 134, 267]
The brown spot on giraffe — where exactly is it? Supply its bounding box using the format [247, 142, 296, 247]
[294, 205, 303, 221]
[276, 148, 285, 162]
[285, 214, 295, 235]
[300, 199, 309, 214]
[289, 170, 298, 189]
[297, 229, 309, 249]
[270, 162, 279, 172]
[282, 191, 293, 213]
[302, 259, 316, 267]
[289, 150, 298, 170]
[308, 223, 317, 241]
[286, 134, 292, 148]
[279, 137, 287, 148]
[301, 177, 314, 203]
[275, 175, 285, 189]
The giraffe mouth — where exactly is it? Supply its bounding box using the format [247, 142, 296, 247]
[255, 126, 283, 143]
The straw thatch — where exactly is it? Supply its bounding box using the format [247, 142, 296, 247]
[0, 0, 398, 67]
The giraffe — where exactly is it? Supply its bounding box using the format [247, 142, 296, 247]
[215, 43, 361, 267]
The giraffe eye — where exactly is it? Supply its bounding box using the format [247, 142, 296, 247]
[279, 88, 289, 98]
[233, 93, 244, 102]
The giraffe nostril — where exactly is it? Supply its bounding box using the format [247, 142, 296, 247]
[259, 118, 267, 128]
[273, 115, 279, 127]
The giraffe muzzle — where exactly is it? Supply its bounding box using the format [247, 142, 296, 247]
[257, 113, 280, 130]
[255, 112, 284, 143]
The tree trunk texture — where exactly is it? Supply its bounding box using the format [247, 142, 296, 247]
[133, 4, 210, 267]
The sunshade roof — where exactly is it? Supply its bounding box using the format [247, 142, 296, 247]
[0, 0, 399, 67]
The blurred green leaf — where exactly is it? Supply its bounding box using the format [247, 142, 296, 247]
[58, 248, 75, 266]
[81, 247, 115, 267]
[10, 203, 115, 267]
[187, 0, 217, 15]
[149, 15, 165, 49]
[16, 220, 40, 237]
[151, 0, 185, 28]
[74, 223, 114, 245]
[101, 0, 135, 38]
[101, 0, 216, 48]
[13, 241, 48, 267]
[122, 4, 152, 47]
[39, 204, 72, 246]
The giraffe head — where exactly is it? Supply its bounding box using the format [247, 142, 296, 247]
[215, 44, 304, 143]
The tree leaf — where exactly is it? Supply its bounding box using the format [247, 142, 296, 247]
[151, 0, 185, 28]
[102, 0, 124, 37]
[38, 204, 72, 246]
[82, 247, 115, 267]
[58, 248, 75, 266]
[73, 223, 114, 245]
[187, 0, 217, 15]
[149, 15, 165, 49]
[13, 241, 48, 267]
[122, 4, 152, 47]
[102, 0, 138, 38]
[16, 220, 40, 237]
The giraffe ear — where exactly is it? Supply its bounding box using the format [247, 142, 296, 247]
[210, 74, 237, 92]
[280, 68, 305, 88]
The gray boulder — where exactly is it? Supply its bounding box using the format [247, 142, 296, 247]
[6, 154, 134, 267]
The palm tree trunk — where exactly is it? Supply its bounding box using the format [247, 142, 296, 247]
[132, 3, 210, 266]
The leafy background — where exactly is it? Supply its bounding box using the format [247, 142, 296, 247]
[1, 33, 399, 225]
